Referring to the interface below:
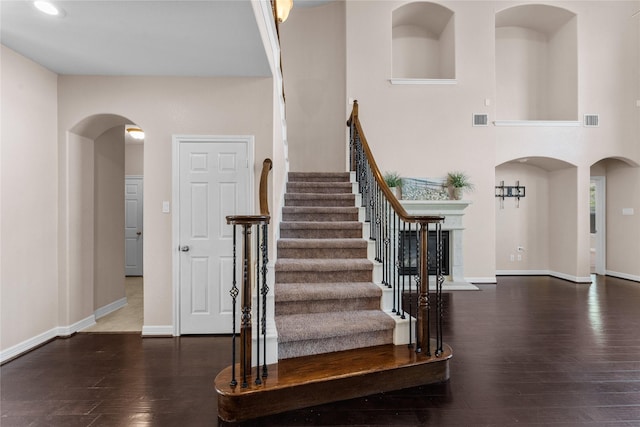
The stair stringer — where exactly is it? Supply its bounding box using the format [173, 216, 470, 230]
[351, 175, 415, 347]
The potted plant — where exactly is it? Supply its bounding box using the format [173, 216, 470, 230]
[383, 171, 403, 199]
[446, 171, 474, 200]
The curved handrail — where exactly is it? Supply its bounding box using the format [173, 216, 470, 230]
[259, 158, 273, 216]
[348, 101, 443, 224]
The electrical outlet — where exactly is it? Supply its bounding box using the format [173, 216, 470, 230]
[510, 254, 515, 261]
[517, 254, 522, 261]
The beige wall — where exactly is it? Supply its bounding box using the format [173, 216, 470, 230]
[94, 126, 126, 310]
[1, 46, 59, 351]
[57, 75, 273, 330]
[280, 1, 347, 172]
[496, 162, 550, 271]
[603, 160, 640, 278]
[125, 144, 144, 176]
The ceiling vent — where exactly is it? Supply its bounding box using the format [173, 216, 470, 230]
[473, 114, 488, 127]
[584, 114, 599, 127]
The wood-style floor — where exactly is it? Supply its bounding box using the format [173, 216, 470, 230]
[2, 275, 640, 426]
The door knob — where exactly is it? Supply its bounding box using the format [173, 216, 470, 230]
[180, 245, 190, 252]
[136, 231, 142, 236]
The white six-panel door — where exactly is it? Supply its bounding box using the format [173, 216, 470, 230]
[125, 177, 143, 276]
[177, 138, 250, 334]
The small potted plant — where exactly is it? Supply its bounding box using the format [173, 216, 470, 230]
[446, 171, 474, 200]
[383, 171, 403, 199]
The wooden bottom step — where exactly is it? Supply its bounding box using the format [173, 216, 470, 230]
[215, 342, 452, 423]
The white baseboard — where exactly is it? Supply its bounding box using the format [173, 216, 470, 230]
[496, 270, 592, 283]
[465, 276, 497, 284]
[606, 270, 640, 283]
[142, 325, 174, 336]
[59, 315, 96, 336]
[95, 297, 127, 320]
[1, 314, 95, 364]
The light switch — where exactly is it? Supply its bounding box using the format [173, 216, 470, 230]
[162, 201, 170, 213]
[622, 208, 634, 216]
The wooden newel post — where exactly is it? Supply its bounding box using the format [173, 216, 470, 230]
[417, 222, 431, 356]
[240, 224, 252, 388]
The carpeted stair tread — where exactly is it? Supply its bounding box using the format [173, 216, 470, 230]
[278, 238, 367, 250]
[288, 172, 351, 183]
[280, 221, 362, 230]
[285, 193, 355, 207]
[282, 206, 359, 222]
[275, 258, 372, 273]
[276, 310, 395, 343]
[287, 182, 353, 194]
[275, 282, 381, 302]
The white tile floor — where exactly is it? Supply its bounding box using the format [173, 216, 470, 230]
[83, 277, 143, 332]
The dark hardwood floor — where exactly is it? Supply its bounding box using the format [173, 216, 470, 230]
[2, 275, 640, 426]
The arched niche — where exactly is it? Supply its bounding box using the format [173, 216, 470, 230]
[495, 4, 577, 121]
[392, 2, 455, 79]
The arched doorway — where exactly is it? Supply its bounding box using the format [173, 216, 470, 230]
[61, 114, 144, 332]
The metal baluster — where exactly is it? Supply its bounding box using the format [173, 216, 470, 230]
[229, 224, 238, 387]
[261, 222, 269, 377]
[436, 222, 444, 356]
[240, 224, 252, 388]
[254, 224, 262, 385]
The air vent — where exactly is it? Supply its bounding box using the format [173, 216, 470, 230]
[584, 114, 599, 127]
[473, 114, 488, 127]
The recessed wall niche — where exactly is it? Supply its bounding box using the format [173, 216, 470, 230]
[496, 5, 577, 121]
[392, 2, 455, 80]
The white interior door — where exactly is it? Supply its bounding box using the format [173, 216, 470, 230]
[125, 176, 143, 276]
[591, 176, 606, 275]
[178, 139, 249, 334]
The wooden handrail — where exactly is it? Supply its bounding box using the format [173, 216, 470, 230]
[259, 158, 273, 216]
[348, 101, 443, 225]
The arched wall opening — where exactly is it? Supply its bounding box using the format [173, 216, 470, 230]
[495, 157, 582, 280]
[392, 2, 455, 79]
[62, 113, 144, 330]
[590, 157, 640, 281]
[495, 4, 577, 121]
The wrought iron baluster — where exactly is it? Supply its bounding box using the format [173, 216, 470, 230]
[229, 224, 238, 387]
[254, 225, 262, 385]
[261, 222, 269, 377]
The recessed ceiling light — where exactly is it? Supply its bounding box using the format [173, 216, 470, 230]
[33, 1, 64, 17]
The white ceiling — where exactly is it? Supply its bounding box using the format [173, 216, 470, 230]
[0, 0, 271, 77]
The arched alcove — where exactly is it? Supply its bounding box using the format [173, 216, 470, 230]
[495, 4, 577, 121]
[64, 113, 144, 330]
[495, 157, 578, 277]
[392, 2, 455, 79]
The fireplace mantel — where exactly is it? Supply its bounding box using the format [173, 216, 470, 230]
[400, 199, 477, 290]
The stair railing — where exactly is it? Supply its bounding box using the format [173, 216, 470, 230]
[347, 101, 446, 356]
[226, 158, 272, 388]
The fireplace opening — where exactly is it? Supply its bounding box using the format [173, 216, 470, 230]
[398, 230, 450, 276]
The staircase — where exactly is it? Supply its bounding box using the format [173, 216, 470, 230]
[275, 172, 395, 359]
[215, 171, 452, 422]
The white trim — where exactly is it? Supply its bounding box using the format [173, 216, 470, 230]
[125, 174, 144, 179]
[1, 315, 96, 364]
[59, 315, 96, 336]
[465, 276, 497, 284]
[493, 120, 581, 127]
[142, 325, 174, 336]
[606, 270, 640, 283]
[496, 270, 591, 283]
[389, 78, 457, 85]
[94, 297, 127, 320]
[171, 135, 255, 336]
[591, 177, 606, 275]
[0, 328, 58, 364]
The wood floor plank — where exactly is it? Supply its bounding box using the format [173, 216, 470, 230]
[1, 275, 639, 426]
